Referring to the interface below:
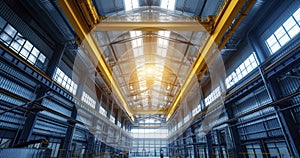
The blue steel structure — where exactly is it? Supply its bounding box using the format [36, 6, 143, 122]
[0, 0, 300, 158]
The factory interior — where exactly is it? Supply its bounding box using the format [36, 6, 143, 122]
[0, 0, 300, 157]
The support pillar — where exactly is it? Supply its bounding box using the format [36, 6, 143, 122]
[268, 78, 300, 157]
[59, 106, 77, 158]
[225, 105, 244, 158]
[191, 126, 199, 158]
[182, 133, 188, 158]
[206, 132, 214, 158]
[60, 67, 87, 158]
[16, 43, 66, 146]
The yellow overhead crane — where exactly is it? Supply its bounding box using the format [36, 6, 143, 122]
[57, 0, 135, 121]
[166, 0, 256, 121]
[57, 0, 255, 122]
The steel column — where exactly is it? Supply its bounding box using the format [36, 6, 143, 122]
[191, 126, 199, 158]
[16, 43, 66, 146]
[60, 68, 87, 158]
[225, 105, 244, 158]
[269, 78, 300, 157]
[206, 132, 214, 158]
[46, 44, 66, 77]
[59, 105, 77, 158]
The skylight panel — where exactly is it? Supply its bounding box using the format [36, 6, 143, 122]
[161, 0, 176, 11]
[130, 31, 143, 49]
[157, 31, 170, 56]
[158, 31, 170, 37]
[130, 31, 142, 37]
[124, 0, 139, 11]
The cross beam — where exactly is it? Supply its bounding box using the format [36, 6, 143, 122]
[95, 22, 210, 31]
[135, 109, 166, 115]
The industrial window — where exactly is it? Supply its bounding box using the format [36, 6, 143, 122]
[266, 8, 300, 54]
[178, 120, 183, 127]
[81, 91, 96, 109]
[0, 16, 47, 69]
[245, 144, 263, 158]
[161, 0, 176, 11]
[192, 104, 201, 116]
[124, 0, 139, 11]
[53, 68, 78, 95]
[0, 138, 11, 148]
[48, 142, 60, 157]
[131, 128, 168, 138]
[204, 86, 221, 106]
[99, 106, 107, 116]
[110, 115, 115, 123]
[266, 142, 290, 157]
[226, 53, 258, 88]
[183, 114, 191, 123]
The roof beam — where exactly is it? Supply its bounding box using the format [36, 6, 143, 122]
[135, 109, 165, 115]
[95, 22, 209, 31]
[133, 126, 167, 129]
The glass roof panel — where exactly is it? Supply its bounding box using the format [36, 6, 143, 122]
[94, 8, 208, 125]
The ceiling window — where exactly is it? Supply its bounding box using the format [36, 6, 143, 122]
[53, 68, 78, 95]
[81, 91, 96, 109]
[266, 8, 300, 54]
[144, 118, 156, 124]
[130, 31, 143, 57]
[0, 16, 47, 69]
[226, 53, 258, 89]
[130, 31, 142, 48]
[124, 0, 139, 11]
[161, 0, 176, 11]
